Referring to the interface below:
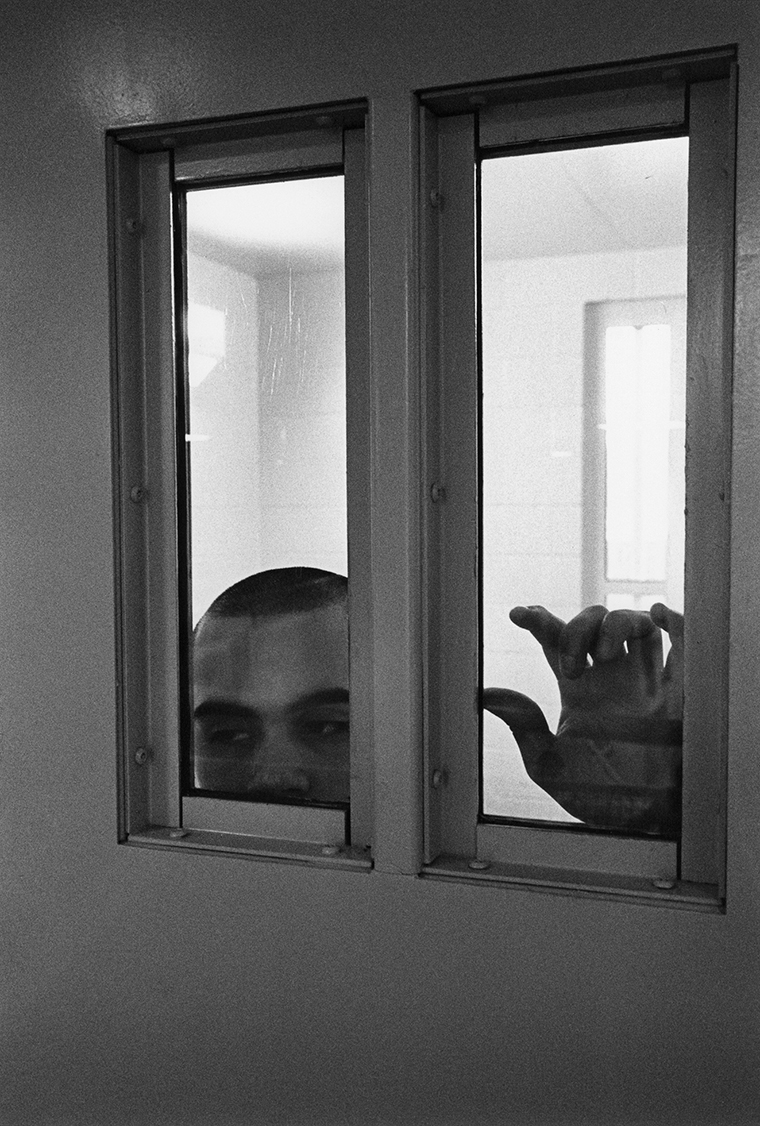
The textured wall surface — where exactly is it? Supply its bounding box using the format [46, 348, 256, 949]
[1, 2, 759, 1124]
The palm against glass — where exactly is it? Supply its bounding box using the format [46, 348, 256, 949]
[483, 603, 683, 834]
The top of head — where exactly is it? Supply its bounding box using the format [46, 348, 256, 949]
[199, 567, 348, 627]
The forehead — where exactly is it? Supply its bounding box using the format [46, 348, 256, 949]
[193, 603, 348, 707]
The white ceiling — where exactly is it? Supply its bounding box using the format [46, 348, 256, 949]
[186, 175, 345, 275]
[481, 136, 688, 259]
[187, 136, 688, 273]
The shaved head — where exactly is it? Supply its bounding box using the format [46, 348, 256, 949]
[199, 567, 347, 626]
[192, 568, 349, 803]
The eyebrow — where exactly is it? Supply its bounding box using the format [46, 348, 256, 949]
[194, 700, 258, 722]
[194, 687, 349, 722]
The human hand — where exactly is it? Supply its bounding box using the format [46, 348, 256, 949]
[482, 604, 683, 835]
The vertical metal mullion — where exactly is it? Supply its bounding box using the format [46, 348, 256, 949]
[681, 75, 734, 889]
[139, 150, 182, 831]
[428, 113, 480, 860]
[420, 106, 443, 863]
[344, 125, 373, 851]
[366, 96, 424, 875]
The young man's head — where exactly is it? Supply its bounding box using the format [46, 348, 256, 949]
[192, 568, 349, 803]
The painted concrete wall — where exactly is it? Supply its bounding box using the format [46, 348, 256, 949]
[1, 2, 759, 1125]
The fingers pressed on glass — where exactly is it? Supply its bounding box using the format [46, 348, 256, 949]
[597, 610, 664, 684]
[558, 604, 607, 678]
[509, 605, 564, 644]
[650, 602, 684, 646]
[594, 608, 656, 654]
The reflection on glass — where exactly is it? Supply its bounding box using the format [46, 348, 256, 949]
[184, 176, 349, 805]
[480, 138, 688, 833]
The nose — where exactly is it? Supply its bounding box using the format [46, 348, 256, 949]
[248, 730, 311, 797]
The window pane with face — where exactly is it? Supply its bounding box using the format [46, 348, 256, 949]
[480, 137, 687, 835]
[183, 175, 350, 807]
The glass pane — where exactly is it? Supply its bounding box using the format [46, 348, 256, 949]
[480, 138, 687, 836]
[183, 175, 350, 806]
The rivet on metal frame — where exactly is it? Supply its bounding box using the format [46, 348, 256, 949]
[468, 859, 491, 872]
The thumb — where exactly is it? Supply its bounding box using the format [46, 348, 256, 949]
[482, 687, 551, 736]
[482, 688, 558, 785]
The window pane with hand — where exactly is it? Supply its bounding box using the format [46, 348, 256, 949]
[480, 138, 688, 837]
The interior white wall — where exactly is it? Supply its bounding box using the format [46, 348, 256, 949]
[188, 258, 346, 623]
[187, 253, 262, 621]
[256, 268, 347, 578]
[1, 2, 759, 1125]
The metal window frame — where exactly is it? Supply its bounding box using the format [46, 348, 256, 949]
[420, 52, 735, 908]
[109, 104, 372, 869]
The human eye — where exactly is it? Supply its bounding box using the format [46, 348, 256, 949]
[195, 719, 257, 751]
[297, 708, 350, 744]
[207, 728, 253, 745]
[306, 720, 350, 737]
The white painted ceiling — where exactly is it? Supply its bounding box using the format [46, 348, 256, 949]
[481, 136, 688, 259]
[187, 135, 688, 273]
[186, 175, 345, 275]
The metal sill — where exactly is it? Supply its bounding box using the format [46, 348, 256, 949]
[422, 855, 723, 912]
[126, 826, 373, 870]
